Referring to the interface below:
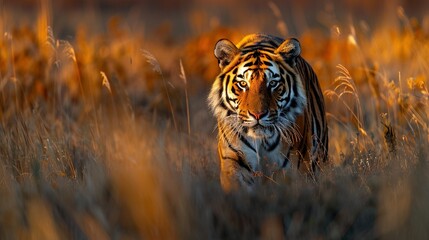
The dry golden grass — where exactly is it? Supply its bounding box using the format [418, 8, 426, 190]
[0, 1, 429, 239]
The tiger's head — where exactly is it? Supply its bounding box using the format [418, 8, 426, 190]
[209, 34, 307, 140]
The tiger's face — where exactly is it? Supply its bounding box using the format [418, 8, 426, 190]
[231, 56, 287, 139]
[209, 35, 307, 141]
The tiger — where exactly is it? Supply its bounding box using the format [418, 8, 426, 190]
[208, 34, 328, 192]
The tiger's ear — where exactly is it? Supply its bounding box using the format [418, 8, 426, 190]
[275, 38, 301, 63]
[214, 39, 239, 70]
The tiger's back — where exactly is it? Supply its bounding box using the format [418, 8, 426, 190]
[208, 34, 328, 191]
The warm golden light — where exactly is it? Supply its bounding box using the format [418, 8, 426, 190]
[0, 0, 428, 239]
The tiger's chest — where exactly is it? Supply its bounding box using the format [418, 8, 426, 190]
[239, 134, 292, 175]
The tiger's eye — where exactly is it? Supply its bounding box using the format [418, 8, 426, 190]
[239, 81, 247, 88]
[269, 81, 279, 87]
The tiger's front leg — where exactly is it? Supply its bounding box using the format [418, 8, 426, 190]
[218, 143, 255, 192]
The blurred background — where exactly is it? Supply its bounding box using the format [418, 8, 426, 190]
[4, 0, 429, 37]
[1, 0, 429, 239]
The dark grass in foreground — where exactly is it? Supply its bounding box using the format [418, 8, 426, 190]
[0, 91, 428, 239]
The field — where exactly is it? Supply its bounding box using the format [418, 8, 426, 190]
[1, 0, 429, 239]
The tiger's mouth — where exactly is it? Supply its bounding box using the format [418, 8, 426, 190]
[246, 124, 274, 139]
[239, 114, 277, 139]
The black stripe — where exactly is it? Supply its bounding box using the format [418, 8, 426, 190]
[221, 127, 240, 153]
[291, 74, 299, 102]
[311, 85, 326, 126]
[304, 71, 322, 137]
[243, 127, 248, 134]
[254, 57, 263, 66]
[282, 151, 290, 168]
[309, 94, 321, 137]
[298, 113, 308, 158]
[265, 39, 279, 47]
[221, 156, 252, 172]
[220, 127, 251, 172]
[252, 50, 261, 58]
[289, 99, 297, 108]
[217, 75, 225, 100]
[237, 155, 252, 172]
[242, 41, 277, 49]
[296, 59, 325, 142]
[243, 54, 253, 61]
[224, 77, 237, 110]
[220, 127, 252, 172]
[231, 85, 239, 95]
[244, 61, 253, 67]
[226, 96, 236, 105]
[241, 47, 275, 54]
[265, 68, 274, 74]
[224, 74, 230, 83]
[263, 61, 273, 66]
[239, 134, 257, 153]
[219, 101, 227, 110]
[284, 75, 292, 103]
[283, 106, 290, 113]
[264, 133, 280, 152]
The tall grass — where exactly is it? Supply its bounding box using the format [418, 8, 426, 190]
[0, 1, 429, 239]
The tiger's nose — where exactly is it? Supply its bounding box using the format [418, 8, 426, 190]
[249, 110, 268, 120]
